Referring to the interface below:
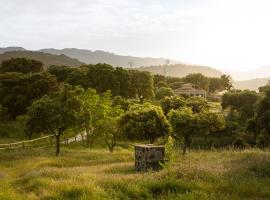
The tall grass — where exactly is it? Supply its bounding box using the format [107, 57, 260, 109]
[0, 143, 270, 200]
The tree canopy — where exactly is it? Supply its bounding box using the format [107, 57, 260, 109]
[1, 58, 43, 74]
[120, 103, 171, 143]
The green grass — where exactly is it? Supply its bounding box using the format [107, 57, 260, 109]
[0, 143, 270, 200]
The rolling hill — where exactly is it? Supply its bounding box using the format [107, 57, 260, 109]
[0, 51, 83, 68]
[39, 48, 179, 67]
[234, 78, 269, 91]
[138, 64, 223, 78]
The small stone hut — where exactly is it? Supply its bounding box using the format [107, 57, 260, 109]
[135, 144, 165, 171]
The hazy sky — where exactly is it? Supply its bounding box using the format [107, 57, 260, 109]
[1, 0, 270, 71]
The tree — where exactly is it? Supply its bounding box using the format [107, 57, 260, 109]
[168, 107, 197, 155]
[86, 64, 120, 95]
[1, 58, 43, 74]
[197, 110, 225, 140]
[98, 92, 124, 152]
[253, 89, 270, 139]
[129, 70, 154, 99]
[48, 65, 76, 82]
[155, 87, 174, 100]
[78, 88, 100, 148]
[186, 96, 209, 113]
[221, 74, 233, 91]
[182, 73, 210, 91]
[112, 96, 130, 111]
[120, 103, 171, 143]
[26, 85, 83, 156]
[161, 96, 186, 115]
[0, 72, 58, 118]
[66, 69, 88, 88]
[222, 90, 258, 121]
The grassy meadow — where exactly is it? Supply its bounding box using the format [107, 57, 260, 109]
[0, 142, 270, 200]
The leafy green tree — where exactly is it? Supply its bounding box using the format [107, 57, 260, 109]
[0, 72, 58, 118]
[182, 73, 210, 91]
[78, 89, 101, 148]
[120, 103, 171, 143]
[197, 110, 225, 139]
[161, 96, 186, 115]
[168, 107, 197, 155]
[1, 58, 43, 74]
[112, 96, 130, 111]
[98, 92, 124, 152]
[222, 90, 258, 121]
[129, 70, 154, 99]
[48, 65, 76, 82]
[209, 77, 224, 93]
[155, 87, 174, 100]
[186, 96, 209, 113]
[253, 89, 270, 140]
[66, 69, 87, 88]
[221, 74, 233, 91]
[86, 64, 120, 95]
[26, 85, 83, 156]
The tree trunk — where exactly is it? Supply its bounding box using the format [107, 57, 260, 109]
[150, 138, 155, 144]
[55, 134, 60, 156]
[109, 146, 114, 152]
[183, 136, 187, 155]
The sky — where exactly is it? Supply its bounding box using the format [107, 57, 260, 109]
[1, 0, 270, 71]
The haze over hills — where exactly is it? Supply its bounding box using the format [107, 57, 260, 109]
[138, 64, 223, 78]
[39, 48, 180, 67]
[234, 78, 270, 91]
[0, 47, 26, 54]
[0, 51, 83, 68]
[227, 66, 270, 81]
[1, 46, 270, 91]
[0, 47, 223, 78]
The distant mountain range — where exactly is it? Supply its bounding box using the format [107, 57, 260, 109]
[227, 66, 270, 81]
[234, 78, 270, 91]
[0, 47, 223, 78]
[1, 46, 270, 91]
[0, 50, 83, 68]
[39, 48, 180, 68]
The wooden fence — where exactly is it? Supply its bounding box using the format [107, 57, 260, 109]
[0, 133, 84, 151]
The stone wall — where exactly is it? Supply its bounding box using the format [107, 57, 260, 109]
[135, 144, 165, 171]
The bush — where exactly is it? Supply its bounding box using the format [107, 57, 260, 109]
[256, 133, 269, 149]
[155, 87, 174, 100]
[233, 137, 250, 149]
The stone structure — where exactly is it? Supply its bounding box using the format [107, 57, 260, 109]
[174, 83, 207, 99]
[135, 144, 165, 171]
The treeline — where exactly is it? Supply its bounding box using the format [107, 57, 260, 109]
[153, 73, 232, 92]
[0, 58, 154, 119]
[221, 87, 270, 149]
[48, 64, 153, 98]
[0, 57, 228, 156]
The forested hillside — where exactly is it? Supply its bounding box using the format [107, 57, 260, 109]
[0, 51, 83, 68]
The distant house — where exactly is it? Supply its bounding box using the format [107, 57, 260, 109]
[174, 83, 207, 98]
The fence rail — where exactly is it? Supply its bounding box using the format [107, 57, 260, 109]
[0, 133, 85, 151]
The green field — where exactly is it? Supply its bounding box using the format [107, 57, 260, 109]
[0, 143, 270, 200]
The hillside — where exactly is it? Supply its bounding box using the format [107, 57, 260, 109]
[234, 77, 269, 91]
[39, 48, 179, 67]
[138, 64, 223, 78]
[0, 47, 26, 54]
[0, 51, 83, 68]
[228, 66, 270, 81]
